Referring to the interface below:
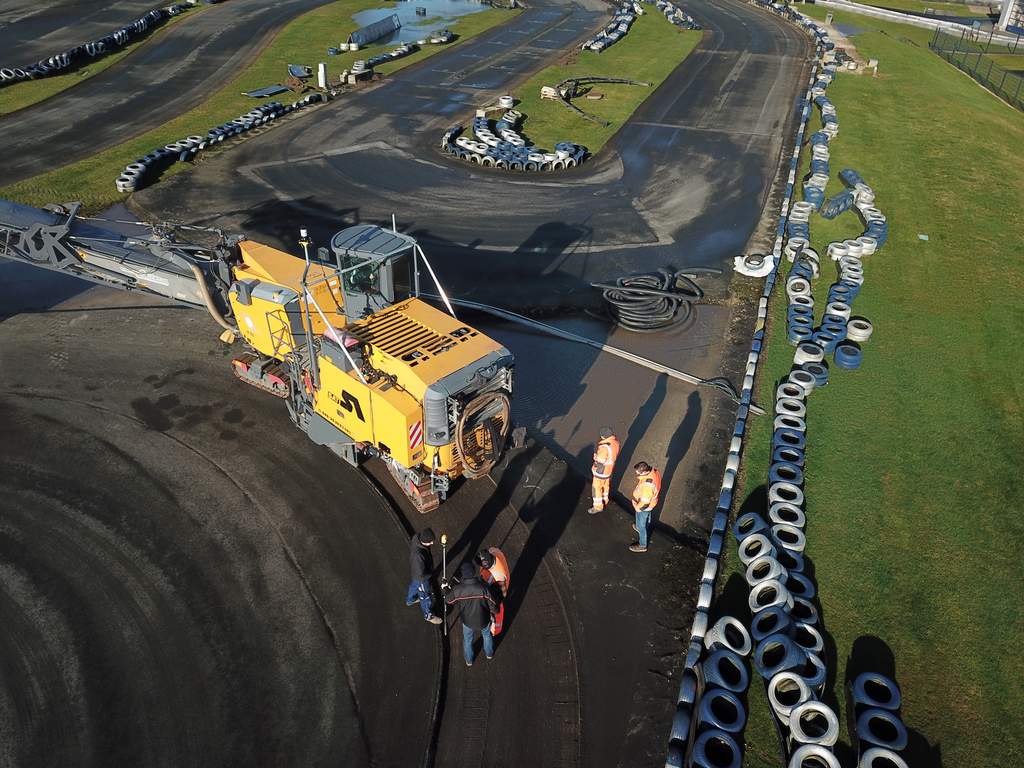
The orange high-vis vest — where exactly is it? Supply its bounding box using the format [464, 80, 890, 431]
[480, 547, 510, 596]
[632, 468, 662, 511]
[592, 436, 620, 479]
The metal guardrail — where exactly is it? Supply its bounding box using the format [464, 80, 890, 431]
[930, 28, 1024, 110]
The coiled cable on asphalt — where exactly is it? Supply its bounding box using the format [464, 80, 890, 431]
[592, 267, 720, 333]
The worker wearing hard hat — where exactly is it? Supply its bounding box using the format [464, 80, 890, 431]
[629, 462, 662, 553]
[588, 427, 620, 515]
[476, 547, 510, 635]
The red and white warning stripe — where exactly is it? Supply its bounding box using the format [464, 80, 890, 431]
[408, 421, 423, 450]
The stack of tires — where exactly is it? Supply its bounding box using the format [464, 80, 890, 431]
[440, 114, 587, 171]
[0, 5, 189, 88]
[365, 42, 417, 69]
[671, 6, 909, 766]
[849, 673, 912, 767]
[581, 3, 637, 52]
[649, 0, 701, 30]
[666, 616, 752, 768]
[115, 95, 325, 193]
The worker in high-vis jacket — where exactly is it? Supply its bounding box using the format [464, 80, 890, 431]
[629, 462, 662, 553]
[588, 427, 620, 515]
[476, 547, 510, 635]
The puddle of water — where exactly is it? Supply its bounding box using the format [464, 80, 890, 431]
[351, 0, 489, 44]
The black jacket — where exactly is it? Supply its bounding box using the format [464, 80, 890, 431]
[445, 575, 497, 631]
[409, 535, 433, 582]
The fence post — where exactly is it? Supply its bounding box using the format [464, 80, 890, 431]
[972, 52, 982, 75]
[985, 59, 994, 84]
[999, 69, 1009, 96]
[1015, 75, 1024, 107]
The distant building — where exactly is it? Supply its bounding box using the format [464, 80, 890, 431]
[999, 0, 1024, 34]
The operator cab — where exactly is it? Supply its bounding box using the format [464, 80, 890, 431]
[329, 225, 417, 322]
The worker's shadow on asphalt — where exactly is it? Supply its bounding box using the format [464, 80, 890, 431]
[444, 438, 585, 641]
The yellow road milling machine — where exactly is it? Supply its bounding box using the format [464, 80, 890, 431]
[0, 199, 513, 512]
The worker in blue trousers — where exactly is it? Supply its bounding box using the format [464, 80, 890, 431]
[406, 528, 443, 624]
[445, 561, 498, 666]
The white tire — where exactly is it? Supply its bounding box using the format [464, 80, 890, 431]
[789, 701, 839, 746]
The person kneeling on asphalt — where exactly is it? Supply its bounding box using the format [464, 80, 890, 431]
[630, 462, 662, 553]
[406, 528, 443, 624]
[445, 561, 498, 666]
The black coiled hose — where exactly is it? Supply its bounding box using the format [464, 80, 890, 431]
[592, 267, 721, 333]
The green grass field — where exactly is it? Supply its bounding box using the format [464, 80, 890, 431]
[984, 52, 1024, 71]
[489, 13, 701, 153]
[0, 0, 517, 213]
[856, 0, 992, 18]
[724, 6, 1024, 768]
[0, 6, 204, 116]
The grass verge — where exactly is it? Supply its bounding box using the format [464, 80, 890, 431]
[854, 0, 991, 18]
[984, 52, 1024, 71]
[492, 12, 701, 153]
[0, 0, 517, 213]
[723, 6, 1024, 768]
[0, 6, 204, 117]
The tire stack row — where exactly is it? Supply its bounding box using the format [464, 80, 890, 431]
[441, 114, 587, 171]
[744, 6, 910, 768]
[848, 673, 912, 767]
[0, 5, 190, 87]
[669, 3, 915, 765]
[581, 3, 638, 53]
[667, 616, 753, 768]
[364, 41, 417, 69]
[650, 0, 702, 30]
[664, 18, 822, 765]
[115, 94, 324, 193]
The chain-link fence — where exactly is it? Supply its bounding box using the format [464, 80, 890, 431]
[930, 29, 1024, 110]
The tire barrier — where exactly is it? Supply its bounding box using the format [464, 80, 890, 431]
[665, 626, 751, 768]
[440, 113, 588, 173]
[845, 672, 913, 764]
[0, 4, 191, 88]
[113, 95, 325, 193]
[582, 2, 639, 52]
[667, 2, 919, 765]
[651, 0, 702, 30]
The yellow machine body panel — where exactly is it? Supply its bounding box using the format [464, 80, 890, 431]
[312, 353, 425, 469]
[228, 241, 349, 360]
[228, 283, 298, 359]
[348, 297, 504, 399]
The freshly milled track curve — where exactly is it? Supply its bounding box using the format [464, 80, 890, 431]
[0, 288, 439, 768]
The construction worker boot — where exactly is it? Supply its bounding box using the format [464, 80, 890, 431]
[588, 506, 602, 515]
[629, 543, 647, 553]
[426, 615, 443, 625]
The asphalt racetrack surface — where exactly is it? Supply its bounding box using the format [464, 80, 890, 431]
[0, 0, 338, 187]
[135, 0, 810, 530]
[1, 0, 810, 764]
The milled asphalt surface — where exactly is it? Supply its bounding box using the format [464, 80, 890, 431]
[0, 0, 337, 187]
[1, 0, 810, 764]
